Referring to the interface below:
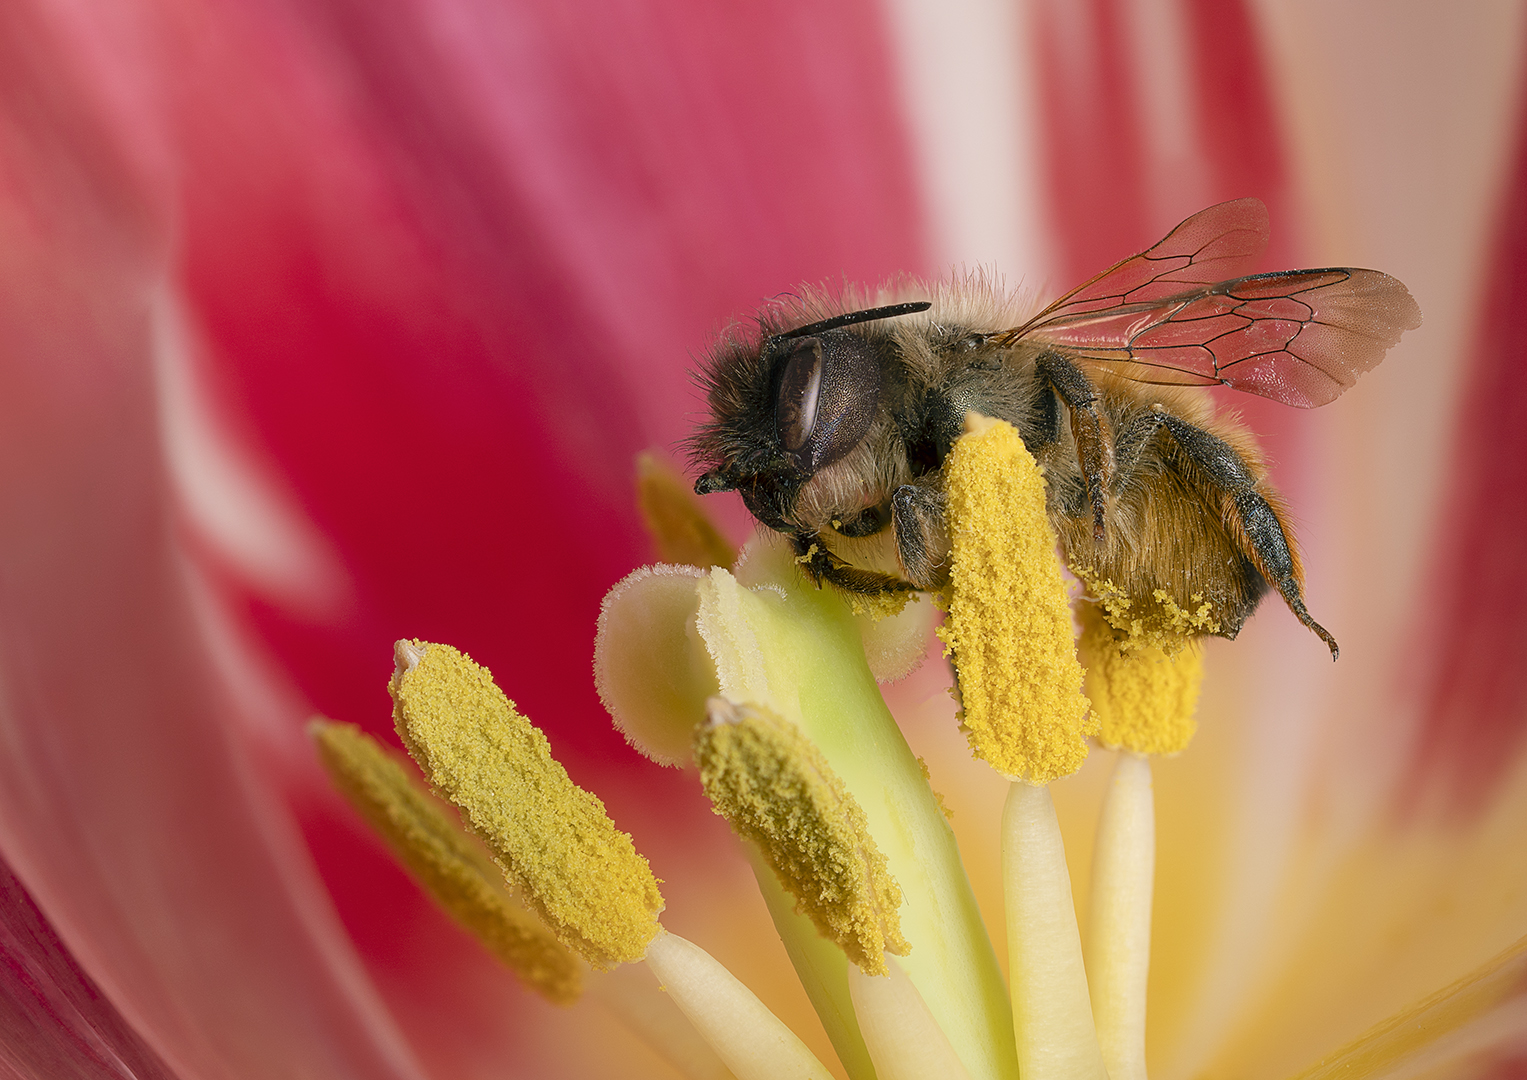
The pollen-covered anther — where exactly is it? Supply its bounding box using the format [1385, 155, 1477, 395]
[937, 414, 1095, 783]
[390, 639, 664, 969]
[1079, 605, 1204, 756]
[311, 720, 582, 1004]
[694, 696, 909, 975]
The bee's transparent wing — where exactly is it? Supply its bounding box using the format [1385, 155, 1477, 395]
[998, 198, 1272, 333]
[1000, 200, 1422, 408]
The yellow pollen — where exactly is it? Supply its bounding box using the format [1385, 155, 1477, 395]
[1079, 606, 1205, 755]
[846, 589, 914, 620]
[390, 640, 664, 969]
[694, 697, 909, 975]
[937, 414, 1095, 783]
[310, 720, 583, 1004]
[636, 452, 737, 568]
[917, 756, 955, 822]
[1069, 564, 1220, 652]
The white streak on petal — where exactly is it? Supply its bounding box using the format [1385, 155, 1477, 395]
[1253, 0, 1527, 788]
[1122, 0, 1213, 222]
[176, 546, 313, 748]
[881, 0, 1052, 282]
[151, 288, 349, 619]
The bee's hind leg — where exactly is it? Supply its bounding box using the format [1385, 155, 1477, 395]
[1126, 409, 1340, 661]
[1036, 352, 1111, 541]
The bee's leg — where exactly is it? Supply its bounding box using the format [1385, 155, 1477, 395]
[1129, 409, 1339, 661]
[891, 479, 950, 589]
[789, 534, 919, 597]
[1035, 353, 1111, 541]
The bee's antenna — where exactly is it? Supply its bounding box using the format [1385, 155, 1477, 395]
[775, 301, 932, 341]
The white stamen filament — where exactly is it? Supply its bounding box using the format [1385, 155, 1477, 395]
[1003, 781, 1110, 1080]
[588, 963, 734, 1080]
[848, 956, 975, 1080]
[1087, 753, 1156, 1080]
[1087, 751, 1154, 1080]
[644, 930, 836, 1080]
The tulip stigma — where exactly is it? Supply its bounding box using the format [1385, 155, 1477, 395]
[693, 548, 1018, 1080]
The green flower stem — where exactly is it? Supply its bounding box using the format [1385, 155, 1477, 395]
[698, 541, 1018, 1080]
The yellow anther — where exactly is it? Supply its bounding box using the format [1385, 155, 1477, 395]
[937, 415, 1094, 783]
[636, 451, 737, 568]
[311, 721, 583, 1004]
[1079, 606, 1204, 756]
[390, 640, 663, 969]
[694, 698, 908, 975]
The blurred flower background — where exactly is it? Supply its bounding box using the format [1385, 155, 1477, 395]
[0, 0, 1524, 1077]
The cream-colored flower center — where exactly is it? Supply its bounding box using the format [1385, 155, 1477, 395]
[314, 423, 1205, 1080]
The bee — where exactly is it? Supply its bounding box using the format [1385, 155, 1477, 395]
[690, 199, 1421, 659]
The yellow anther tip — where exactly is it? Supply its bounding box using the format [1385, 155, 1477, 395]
[390, 641, 664, 969]
[938, 416, 1094, 784]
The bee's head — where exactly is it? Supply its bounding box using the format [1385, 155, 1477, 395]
[691, 301, 929, 531]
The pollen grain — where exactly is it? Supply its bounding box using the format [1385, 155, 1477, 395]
[1079, 607, 1204, 756]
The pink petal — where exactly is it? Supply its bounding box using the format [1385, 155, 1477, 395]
[0, 854, 179, 1080]
[3, 0, 931, 1072]
[0, 6, 441, 1075]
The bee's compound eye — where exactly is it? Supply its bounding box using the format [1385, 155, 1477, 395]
[774, 329, 882, 476]
[776, 339, 823, 454]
